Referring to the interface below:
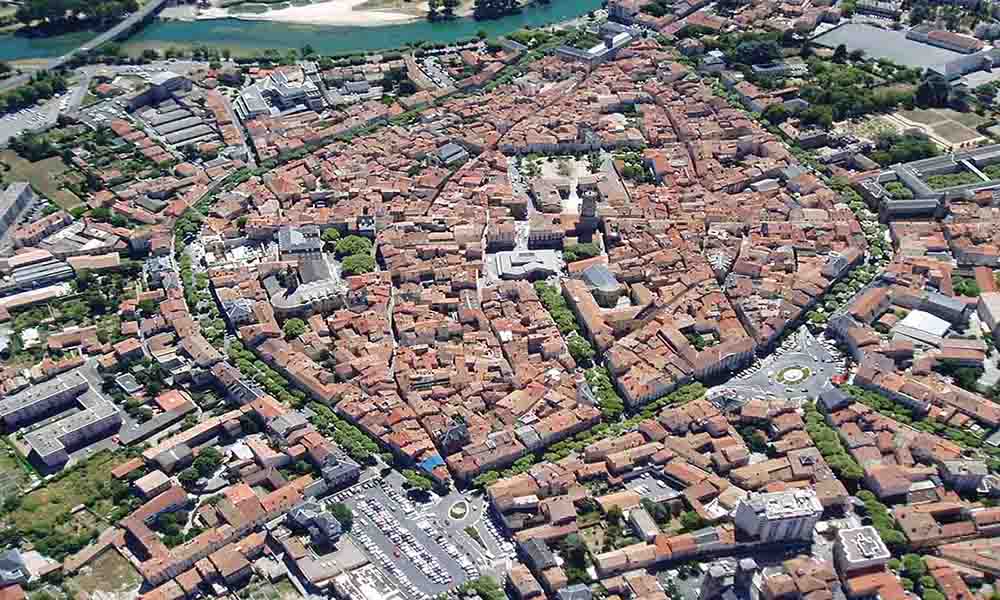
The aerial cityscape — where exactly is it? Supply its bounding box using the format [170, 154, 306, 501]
[5, 0, 1000, 599]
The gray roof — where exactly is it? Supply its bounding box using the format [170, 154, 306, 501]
[819, 388, 852, 413]
[278, 225, 323, 255]
[581, 263, 619, 292]
[0, 549, 28, 585]
[519, 538, 556, 570]
[556, 584, 593, 600]
[923, 291, 967, 315]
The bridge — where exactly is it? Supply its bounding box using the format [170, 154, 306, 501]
[0, 0, 169, 93]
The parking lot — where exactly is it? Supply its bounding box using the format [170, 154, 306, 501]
[708, 327, 847, 407]
[325, 474, 511, 600]
[0, 96, 60, 146]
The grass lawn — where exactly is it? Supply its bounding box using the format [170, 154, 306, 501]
[0, 150, 83, 210]
[950, 110, 988, 128]
[579, 523, 606, 555]
[247, 577, 301, 600]
[899, 108, 945, 125]
[7, 450, 123, 535]
[894, 108, 986, 147]
[0, 437, 33, 500]
[936, 123, 981, 144]
[65, 549, 141, 597]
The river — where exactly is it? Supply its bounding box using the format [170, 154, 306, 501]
[0, 0, 602, 61]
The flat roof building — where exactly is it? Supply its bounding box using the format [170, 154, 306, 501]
[0, 183, 34, 239]
[0, 370, 88, 429]
[892, 309, 951, 347]
[733, 489, 823, 543]
[835, 526, 890, 574]
[628, 507, 660, 542]
[24, 391, 121, 467]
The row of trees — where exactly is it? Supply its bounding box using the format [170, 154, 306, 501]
[804, 402, 864, 484]
[427, 0, 460, 20]
[15, 0, 137, 29]
[0, 71, 67, 116]
[533, 281, 597, 364]
[472, 0, 521, 20]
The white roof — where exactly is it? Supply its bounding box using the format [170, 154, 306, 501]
[896, 309, 950, 338]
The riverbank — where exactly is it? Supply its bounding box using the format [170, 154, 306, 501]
[0, 0, 603, 61]
[196, 0, 425, 27]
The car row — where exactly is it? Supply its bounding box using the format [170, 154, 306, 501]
[355, 497, 453, 593]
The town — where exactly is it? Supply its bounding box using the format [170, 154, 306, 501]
[4, 0, 1000, 598]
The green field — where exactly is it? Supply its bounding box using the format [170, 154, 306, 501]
[65, 549, 142, 597]
[0, 149, 83, 210]
[0, 438, 32, 501]
[246, 577, 301, 600]
[5, 451, 126, 557]
[897, 108, 985, 146]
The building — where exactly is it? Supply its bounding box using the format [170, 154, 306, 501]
[580, 264, 622, 308]
[629, 507, 660, 542]
[0, 550, 28, 588]
[134, 470, 172, 498]
[854, 0, 902, 17]
[320, 458, 361, 490]
[145, 256, 174, 288]
[128, 72, 193, 111]
[940, 460, 989, 492]
[437, 142, 469, 166]
[0, 371, 89, 429]
[278, 225, 323, 258]
[0, 183, 34, 241]
[835, 526, 891, 574]
[493, 251, 561, 281]
[24, 392, 121, 467]
[908, 26, 985, 53]
[733, 489, 823, 543]
[979, 292, 1000, 337]
[235, 84, 270, 120]
[287, 501, 343, 546]
[891, 310, 951, 347]
[265, 71, 324, 111]
[556, 584, 593, 600]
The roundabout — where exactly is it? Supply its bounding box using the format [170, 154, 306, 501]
[775, 366, 811, 385]
[448, 500, 469, 520]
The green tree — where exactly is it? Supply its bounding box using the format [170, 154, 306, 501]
[178, 468, 200, 486]
[330, 502, 354, 530]
[321, 228, 341, 247]
[832, 44, 848, 63]
[341, 253, 376, 276]
[402, 469, 434, 492]
[567, 335, 596, 366]
[192, 447, 223, 478]
[473, 470, 500, 488]
[679, 510, 705, 532]
[283, 318, 307, 339]
[334, 235, 373, 258]
[473, 0, 519, 20]
[902, 554, 927, 577]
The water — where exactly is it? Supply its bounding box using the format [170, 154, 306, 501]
[0, 0, 602, 61]
[0, 30, 96, 61]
